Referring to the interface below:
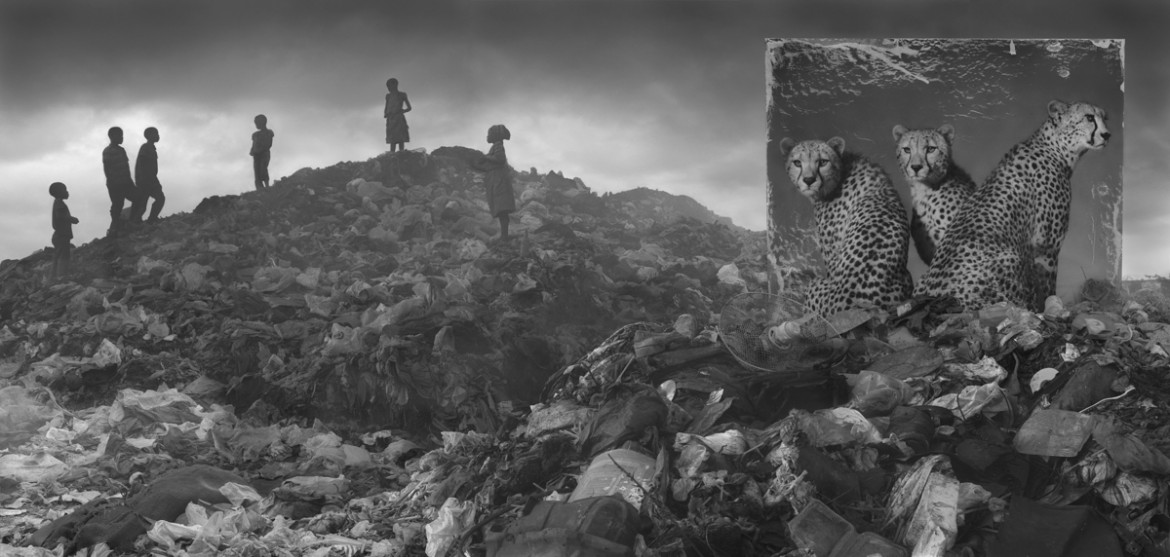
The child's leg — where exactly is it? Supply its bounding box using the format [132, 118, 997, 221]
[60, 244, 71, 276]
[148, 188, 165, 221]
[261, 153, 271, 188]
[253, 155, 263, 190]
[498, 214, 509, 239]
[128, 186, 147, 223]
[51, 238, 68, 277]
[108, 188, 125, 235]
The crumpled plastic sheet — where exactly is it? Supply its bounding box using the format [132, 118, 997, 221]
[1092, 417, 1170, 475]
[147, 501, 267, 556]
[1097, 471, 1159, 507]
[903, 472, 959, 557]
[0, 544, 112, 556]
[850, 370, 913, 416]
[92, 338, 123, 368]
[795, 408, 882, 447]
[929, 382, 1007, 419]
[275, 475, 350, 506]
[942, 356, 1007, 383]
[112, 387, 206, 435]
[424, 497, 476, 557]
[0, 452, 68, 483]
[0, 384, 65, 443]
[886, 455, 947, 526]
[219, 482, 263, 507]
[252, 266, 300, 293]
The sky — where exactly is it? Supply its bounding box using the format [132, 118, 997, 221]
[1, 0, 1169, 278]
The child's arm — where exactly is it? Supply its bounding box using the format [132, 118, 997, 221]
[53, 203, 78, 228]
[474, 145, 506, 171]
[484, 144, 505, 162]
[403, 94, 412, 114]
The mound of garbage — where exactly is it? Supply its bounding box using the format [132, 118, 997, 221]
[0, 148, 765, 430]
[2, 147, 1170, 556]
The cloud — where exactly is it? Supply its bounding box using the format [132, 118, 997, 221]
[2, 0, 1169, 279]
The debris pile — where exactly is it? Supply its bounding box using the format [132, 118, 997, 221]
[0, 148, 765, 432]
[1, 148, 1169, 556]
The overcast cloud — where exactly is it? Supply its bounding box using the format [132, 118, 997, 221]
[2, 0, 1168, 278]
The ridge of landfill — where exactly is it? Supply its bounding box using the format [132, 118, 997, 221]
[2, 147, 1170, 556]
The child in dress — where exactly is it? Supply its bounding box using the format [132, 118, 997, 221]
[384, 78, 412, 153]
[474, 125, 515, 241]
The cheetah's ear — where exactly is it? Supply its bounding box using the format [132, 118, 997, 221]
[1048, 99, 1069, 118]
[826, 137, 846, 156]
[938, 124, 955, 143]
[778, 138, 796, 156]
[892, 125, 907, 142]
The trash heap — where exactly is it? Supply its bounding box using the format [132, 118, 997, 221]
[0, 147, 766, 432]
[1, 147, 1169, 556]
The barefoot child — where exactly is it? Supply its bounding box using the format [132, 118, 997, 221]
[384, 78, 412, 153]
[49, 182, 79, 279]
[250, 115, 274, 189]
[473, 124, 515, 241]
[102, 126, 140, 235]
[135, 127, 166, 222]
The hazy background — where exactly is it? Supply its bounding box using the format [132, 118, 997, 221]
[2, 0, 1168, 278]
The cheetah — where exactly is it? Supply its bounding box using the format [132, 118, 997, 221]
[892, 124, 976, 265]
[916, 100, 1111, 311]
[778, 136, 913, 315]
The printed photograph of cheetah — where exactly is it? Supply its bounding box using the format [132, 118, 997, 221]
[766, 39, 1123, 314]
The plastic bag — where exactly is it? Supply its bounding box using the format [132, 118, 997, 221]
[796, 408, 882, 447]
[1092, 417, 1170, 474]
[851, 370, 912, 416]
[424, 498, 475, 557]
[0, 453, 68, 483]
[928, 383, 1007, 419]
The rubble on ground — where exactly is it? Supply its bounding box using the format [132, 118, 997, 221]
[1, 147, 1169, 556]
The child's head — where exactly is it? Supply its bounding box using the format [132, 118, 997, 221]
[386, 78, 398, 92]
[487, 124, 511, 143]
[108, 126, 123, 144]
[144, 127, 159, 143]
[254, 114, 267, 130]
[49, 182, 68, 199]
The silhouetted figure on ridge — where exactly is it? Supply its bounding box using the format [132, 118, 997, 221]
[49, 182, 78, 279]
[473, 124, 515, 242]
[384, 78, 412, 153]
[135, 127, 166, 223]
[102, 126, 141, 236]
[250, 114, 274, 190]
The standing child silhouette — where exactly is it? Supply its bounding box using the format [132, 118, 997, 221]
[102, 126, 140, 235]
[384, 78, 412, 153]
[135, 127, 166, 222]
[49, 182, 79, 279]
[473, 124, 515, 242]
[250, 114, 274, 190]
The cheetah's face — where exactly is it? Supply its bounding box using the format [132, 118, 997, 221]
[892, 125, 953, 186]
[1048, 100, 1110, 154]
[778, 137, 844, 201]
